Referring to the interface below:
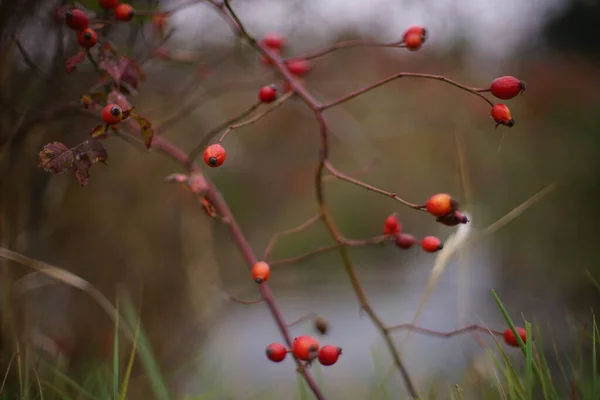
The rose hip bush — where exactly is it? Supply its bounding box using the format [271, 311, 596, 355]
[16, 0, 532, 398]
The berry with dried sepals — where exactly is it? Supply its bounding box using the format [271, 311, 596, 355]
[317, 345, 342, 366]
[490, 76, 525, 100]
[266, 343, 287, 362]
[403, 25, 427, 51]
[203, 144, 226, 168]
[292, 335, 319, 361]
[426, 193, 458, 217]
[421, 236, 443, 253]
[491, 104, 515, 127]
[102, 104, 123, 125]
[251, 261, 270, 284]
[65, 9, 89, 30]
[77, 28, 98, 49]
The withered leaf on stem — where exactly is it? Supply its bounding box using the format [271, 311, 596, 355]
[200, 196, 217, 218]
[130, 113, 154, 148]
[38, 140, 108, 187]
[99, 59, 122, 84]
[39, 142, 74, 173]
[89, 124, 108, 140]
[65, 50, 86, 74]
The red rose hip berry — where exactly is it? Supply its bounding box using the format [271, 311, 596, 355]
[383, 214, 401, 235]
[102, 104, 123, 125]
[317, 345, 342, 366]
[65, 9, 89, 30]
[503, 326, 527, 347]
[251, 261, 270, 284]
[426, 193, 457, 217]
[285, 58, 311, 76]
[258, 85, 277, 103]
[203, 144, 226, 168]
[403, 25, 427, 50]
[421, 236, 443, 252]
[292, 335, 319, 361]
[395, 233, 416, 249]
[99, 0, 119, 9]
[261, 33, 286, 50]
[490, 76, 525, 100]
[491, 104, 515, 127]
[266, 343, 287, 362]
[115, 4, 134, 21]
[77, 28, 98, 49]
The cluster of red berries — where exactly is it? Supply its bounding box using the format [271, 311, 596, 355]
[266, 336, 342, 366]
[259, 33, 311, 93]
[63, 3, 135, 49]
[488, 76, 526, 127]
[383, 193, 468, 253]
[383, 214, 444, 253]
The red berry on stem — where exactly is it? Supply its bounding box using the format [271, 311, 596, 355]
[317, 345, 342, 366]
[491, 104, 515, 127]
[77, 28, 98, 49]
[383, 214, 401, 235]
[285, 58, 311, 76]
[403, 25, 427, 51]
[266, 343, 287, 362]
[115, 4, 134, 21]
[292, 335, 319, 361]
[503, 327, 527, 347]
[65, 9, 89, 30]
[426, 193, 457, 217]
[395, 233, 416, 249]
[262, 33, 286, 50]
[251, 261, 270, 284]
[421, 236, 443, 252]
[258, 86, 277, 103]
[490, 76, 525, 100]
[203, 144, 226, 168]
[99, 0, 119, 10]
[102, 104, 123, 125]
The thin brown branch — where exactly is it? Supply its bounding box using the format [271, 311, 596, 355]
[324, 160, 426, 211]
[322, 159, 379, 183]
[386, 323, 505, 338]
[262, 214, 322, 261]
[320, 72, 493, 110]
[268, 235, 389, 267]
[216, 91, 293, 144]
[290, 39, 405, 62]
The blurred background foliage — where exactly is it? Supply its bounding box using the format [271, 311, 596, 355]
[1, 0, 600, 398]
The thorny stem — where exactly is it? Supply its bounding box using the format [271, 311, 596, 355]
[319, 72, 493, 110]
[324, 160, 426, 211]
[216, 91, 294, 144]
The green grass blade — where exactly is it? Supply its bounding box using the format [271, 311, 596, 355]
[524, 322, 533, 399]
[43, 364, 103, 400]
[118, 314, 140, 400]
[113, 298, 120, 400]
[593, 313, 598, 400]
[121, 292, 171, 400]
